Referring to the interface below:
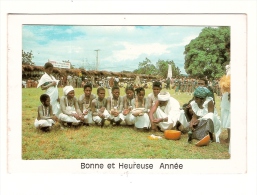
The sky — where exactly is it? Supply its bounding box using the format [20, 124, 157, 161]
[22, 25, 205, 74]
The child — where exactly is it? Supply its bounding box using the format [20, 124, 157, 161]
[34, 94, 58, 132]
[91, 87, 110, 127]
[132, 87, 151, 130]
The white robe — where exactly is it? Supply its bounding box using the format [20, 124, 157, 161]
[34, 119, 55, 128]
[220, 92, 230, 128]
[37, 73, 60, 116]
[154, 97, 181, 131]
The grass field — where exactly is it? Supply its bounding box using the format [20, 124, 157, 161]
[22, 87, 230, 160]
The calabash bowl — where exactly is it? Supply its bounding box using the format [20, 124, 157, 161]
[164, 130, 181, 140]
[195, 134, 210, 147]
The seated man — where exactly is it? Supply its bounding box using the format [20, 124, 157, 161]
[91, 87, 110, 127]
[106, 86, 124, 125]
[78, 84, 96, 126]
[149, 91, 181, 131]
[188, 87, 221, 143]
[59, 86, 84, 127]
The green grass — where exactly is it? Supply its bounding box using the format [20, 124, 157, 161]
[22, 87, 230, 160]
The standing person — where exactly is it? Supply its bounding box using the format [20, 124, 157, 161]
[219, 65, 231, 144]
[77, 76, 82, 88]
[37, 62, 60, 116]
[147, 81, 162, 110]
[58, 86, 84, 127]
[132, 87, 151, 130]
[188, 87, 221, 143]
[34, 94, 58, 132]
[67, 75, 73, 86]
[78, 84, 97, 126]
[107, 86, 124, 126]
[149, 91, 181, 131]
[174, 77, 180, 95]
[91, 87, 110, 127]
[114, 76, 119, 87]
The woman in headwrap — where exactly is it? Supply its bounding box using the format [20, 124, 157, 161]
[58, 86, 84, 127]
[149, 91, 181, 131]
[188, 86, 221, 143]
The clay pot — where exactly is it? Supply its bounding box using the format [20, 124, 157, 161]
[195, 134, 210, 147]
[164, 130, 181, 140]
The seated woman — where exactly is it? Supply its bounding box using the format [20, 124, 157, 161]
[58, 86, 84, 127]
[91, 87, 110, 127]
[122, 86, 135, 126]
[34, 94, 58, 132]
[188, 86, 221, 143]
[149, 91, 181, 131]
[131, 87, 150, 130]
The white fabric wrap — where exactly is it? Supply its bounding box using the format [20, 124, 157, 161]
[63, 86, 74, 95]
[37, 73, 59, 88]
[157, 92, 170, 101]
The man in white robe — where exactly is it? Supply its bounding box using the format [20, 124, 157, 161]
[149, 91, 181, 131]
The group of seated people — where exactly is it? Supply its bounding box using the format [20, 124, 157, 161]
[35, 81, 222, 144]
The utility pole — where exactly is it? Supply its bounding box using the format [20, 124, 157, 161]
[94, 49, 100, 70]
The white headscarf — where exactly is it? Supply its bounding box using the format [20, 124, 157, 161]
[158, 91, 170, 101]
[63, 85, 74, 96]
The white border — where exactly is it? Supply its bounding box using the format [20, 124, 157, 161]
[1, 1, 256, 195]
[8, 13, 246, 174]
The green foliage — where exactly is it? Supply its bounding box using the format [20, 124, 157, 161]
[134, 58, 181, 78]
[156, 60, 181, 78]
[184, 27, 230, 79]
[22, 50, 35, 65]
[134, 58, 157, 75]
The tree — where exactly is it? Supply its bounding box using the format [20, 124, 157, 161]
[184, 27, 230, 79]
[134, 58, 157, 75]
[156, 60, 181, 78]
[22, 50, 34, 65]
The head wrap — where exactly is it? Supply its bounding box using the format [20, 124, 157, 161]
[158, 91, 170, 101]
[193, 87, 210, 99]
[63, 85, 74, 96]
